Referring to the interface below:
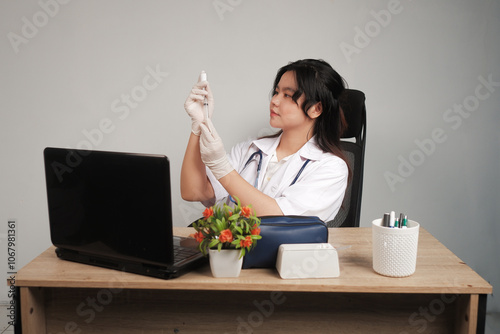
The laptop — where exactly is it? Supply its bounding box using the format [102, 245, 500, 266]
[43, 147, 207, 279]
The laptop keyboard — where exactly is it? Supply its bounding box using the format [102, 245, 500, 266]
[173, 244, 200, 261]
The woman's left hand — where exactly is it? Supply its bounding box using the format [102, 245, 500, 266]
[199, 119, 234, 180]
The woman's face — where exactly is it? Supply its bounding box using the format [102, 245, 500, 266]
[269, 71, 314, 132]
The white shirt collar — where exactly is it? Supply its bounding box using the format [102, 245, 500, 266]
[251, 134, 324, 161]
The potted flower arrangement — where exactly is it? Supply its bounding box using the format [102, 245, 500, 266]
[191, 198, 261, 277]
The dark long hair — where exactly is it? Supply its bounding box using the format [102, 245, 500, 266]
[269, 59, 349, 171]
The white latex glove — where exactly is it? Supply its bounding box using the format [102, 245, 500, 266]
[199, 118, 234, 180]
[184, 75, 214, 135]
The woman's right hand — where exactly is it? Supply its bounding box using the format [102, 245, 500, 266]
[184, 75, 214, 136]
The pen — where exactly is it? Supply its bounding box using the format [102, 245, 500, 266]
[389, 211, 395, 228]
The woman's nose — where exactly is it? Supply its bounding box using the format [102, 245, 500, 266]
[271, 95, 280, 106]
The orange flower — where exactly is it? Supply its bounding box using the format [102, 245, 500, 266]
[251, 226, 261, 236]
[240, 236, 252, 248]
[240, 206, 252, 218]
[219, 229, 233, 243]
[203, 207, 214, 219]
[191, 231, 204, 243]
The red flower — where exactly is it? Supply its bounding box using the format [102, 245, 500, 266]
[191, 231, 204, 243]
[240, 236, 252, 248]
[240, 206, 252, 218]
[251, 226, 261, 236]
[203, 207, 214, 219]
[219, 229, 233, 243]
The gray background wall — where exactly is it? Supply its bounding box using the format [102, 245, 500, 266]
[1, 0, 498, 324]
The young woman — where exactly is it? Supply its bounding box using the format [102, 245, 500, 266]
[181, 59, 349, 222]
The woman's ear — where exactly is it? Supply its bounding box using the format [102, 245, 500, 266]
[307, 102, 323, 119]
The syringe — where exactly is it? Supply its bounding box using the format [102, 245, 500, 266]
[200, 70, 208, 120]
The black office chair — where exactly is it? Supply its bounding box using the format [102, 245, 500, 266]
[327, 89, 366, 228]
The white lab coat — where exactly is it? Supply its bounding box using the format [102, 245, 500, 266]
[205, 134, 348, 222]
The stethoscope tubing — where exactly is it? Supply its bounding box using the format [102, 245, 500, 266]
[228, 149, 310, 204]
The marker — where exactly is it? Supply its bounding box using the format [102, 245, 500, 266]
[389, 211, 395, 228]
[399, 213, 405, 228]
[382, 213, 390, 227]
[394, 218, 399, 228]
[200, 71, 209, 120]
[402, 215, 408, 229]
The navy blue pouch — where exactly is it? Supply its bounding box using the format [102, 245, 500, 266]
[242, 215, 328, 269]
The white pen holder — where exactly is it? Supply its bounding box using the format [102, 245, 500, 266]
[372, 218, 420, 277]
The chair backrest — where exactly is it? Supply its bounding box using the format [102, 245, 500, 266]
[327, 89, 366, 228]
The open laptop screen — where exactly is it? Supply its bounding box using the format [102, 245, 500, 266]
[43, 147, 174, 265]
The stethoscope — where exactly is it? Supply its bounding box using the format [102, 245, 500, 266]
[228, 149, 311, 204]
[242, 150, 264, 188]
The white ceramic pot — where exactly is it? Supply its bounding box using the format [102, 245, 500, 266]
[208, 248, 243, 278]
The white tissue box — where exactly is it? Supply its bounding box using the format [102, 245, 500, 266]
[276, 243, 340, 279]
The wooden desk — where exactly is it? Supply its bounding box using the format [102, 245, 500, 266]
[15, 227, 492, 333]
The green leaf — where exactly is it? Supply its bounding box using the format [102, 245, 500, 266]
[208, 224, 217, 232]
[229, 214, 240, 221]
[199, 240, 209, 256]
[208, 239, 219, 248]
[216, 218, 226, 232]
